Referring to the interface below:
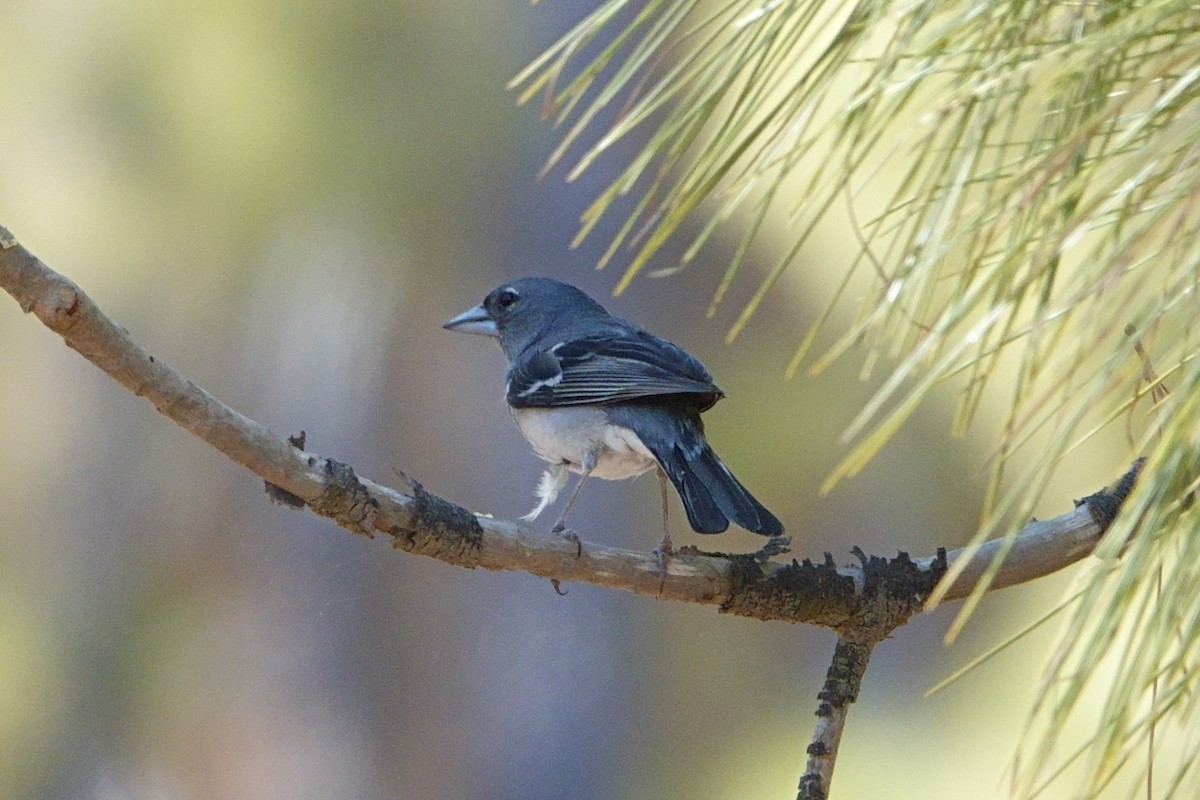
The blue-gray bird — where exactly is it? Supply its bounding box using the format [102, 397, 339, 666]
[443, 278, 783, 549]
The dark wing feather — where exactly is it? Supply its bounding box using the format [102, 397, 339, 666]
[507, 333, 722, 409]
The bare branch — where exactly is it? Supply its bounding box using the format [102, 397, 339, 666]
[929, 504, 1111, 602]
[798, 637, 873, 800]
[0, 225, 1134, 623]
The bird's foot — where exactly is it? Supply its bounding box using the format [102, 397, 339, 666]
[754, 535, 792, 564]
[551, 522, 582, 558]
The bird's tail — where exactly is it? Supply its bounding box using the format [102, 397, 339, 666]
[632, 408, 783, 536]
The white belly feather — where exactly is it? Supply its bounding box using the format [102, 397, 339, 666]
[511, 406, 659, 521]
[513, 406, 657, 479]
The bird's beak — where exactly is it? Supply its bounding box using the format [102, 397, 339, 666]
[443, 304, 499, 337]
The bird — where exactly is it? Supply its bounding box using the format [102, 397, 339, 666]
[443, 277, 783, 552]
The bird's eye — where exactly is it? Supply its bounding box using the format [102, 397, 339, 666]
[497, 289, 518, 308]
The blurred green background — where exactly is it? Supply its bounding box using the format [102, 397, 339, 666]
[0, 1, 1131, 798]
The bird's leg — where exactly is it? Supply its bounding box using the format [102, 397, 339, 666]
[551, 451, 597, 556]
[655, 467, 673, 556]
[550, 461, 592, 533]
[655, 466, 672, 591]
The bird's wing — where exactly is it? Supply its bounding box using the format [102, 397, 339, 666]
[507, 334, 722, 409]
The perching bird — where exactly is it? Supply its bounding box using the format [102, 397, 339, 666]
[443, 277, 783, 550]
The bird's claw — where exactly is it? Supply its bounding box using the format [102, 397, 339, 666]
[552, 524, 582, 557]
[754, 535, 792, 564]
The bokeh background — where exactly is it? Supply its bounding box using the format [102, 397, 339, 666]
[0, 2, 1133, 798]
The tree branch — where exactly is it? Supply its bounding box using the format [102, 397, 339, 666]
[0, 226, 1146, 798]
[799, 636, 873, 800]
[0, 225, 1139, 619]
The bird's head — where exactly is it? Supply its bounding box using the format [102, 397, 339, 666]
[443, 277, 609, 357]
